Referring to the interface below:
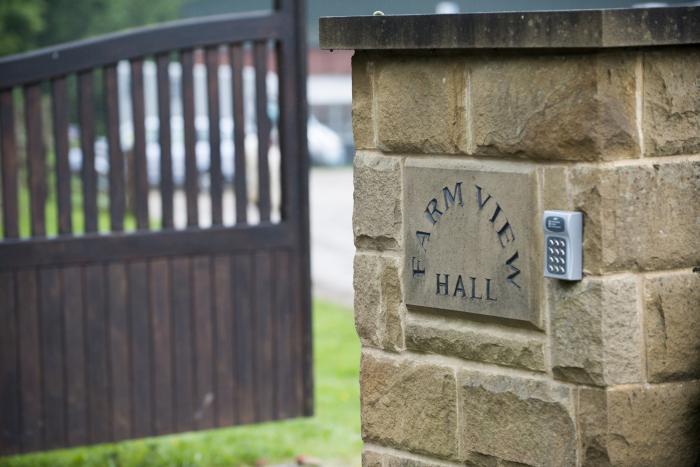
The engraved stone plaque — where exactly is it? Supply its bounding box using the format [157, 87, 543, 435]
[404, 159, 541, 327]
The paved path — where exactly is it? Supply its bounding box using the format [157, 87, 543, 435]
[310, 167, 354, 307]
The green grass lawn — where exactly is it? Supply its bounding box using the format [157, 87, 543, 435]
[2, 301, 362, 467]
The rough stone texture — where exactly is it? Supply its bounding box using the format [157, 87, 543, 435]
[375, 57, 466, 154]
[570, 159, 700, 273]
[354, 252, 405, 351]
[352, 52, 376, 149]
[363, 449, 384, 467]
[353, 151, 402, 250]
[539, 165, 572, 212]
[458, 371, 577, 466]
[643, 48, 700, 157]
[469, 52, 639, 161]
[405, 313, 546, 372]
[644, 271, 700, 382]
[403, 158, 542, 327]
[578, 382, 700, 466]
[549, 276, 643, 386]
[361, 352, 457, 459]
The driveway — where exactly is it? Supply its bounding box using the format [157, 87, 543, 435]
[310, 167, 354, 307]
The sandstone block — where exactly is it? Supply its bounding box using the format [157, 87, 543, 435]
[352, 52, 376, 149]
[578, 382, 700, 466]
[458, 371, 577, 466]
[354, 151, 402, 250]
[376, 57, 466, 154]
[363, 449, 384, 467]
[470, 52, 639, 161]
[361, 352, 457, 459]
[570, 159, 700, 273]
[644, 271, 700, 382]
[354, 252, 404, 351]
[405, 313, 546, 372]
[549, 276, 643, 386]
[643, 48, 700, 156]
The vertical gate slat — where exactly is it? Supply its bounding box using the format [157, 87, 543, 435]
[39, 267, 65, 449]
[0, 90, 19, 239]
[78, 71, 98, 233]
[275, 250, 294, 418]
[213, 255, 234, 426]
[107, 262, 131, 441]
[230, 44, 247, 224]
[130, 60, 149, 230]
[232, 254, 254, 424]
[63, 266, 87, 446]
[16, 270, 42, 452]
[104, 65, 125, 232]
[0, 271, 20, 454]
[128, 261, 152, 438]
[24, 84, 46, 237]
[253, 251, 275, 421]
[51, 77, 72, 235]
[206, 48, 223, 226]
[254, 42, 271, 222]
[156, 54, 174, 230]
[150, 259, 174, 434]
[171, 257, 195, 431]
[83, 264, 111, 443]
[192, 256, 215, 428]
[181, 50, 199, 227]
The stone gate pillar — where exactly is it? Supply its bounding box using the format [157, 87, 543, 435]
[321, 7, 700, 467]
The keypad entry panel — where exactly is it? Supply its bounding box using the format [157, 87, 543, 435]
[543, 211, 582, 281]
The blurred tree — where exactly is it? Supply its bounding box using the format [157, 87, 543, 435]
[0, 0, 184, 56]
[0, 0, 45, 56]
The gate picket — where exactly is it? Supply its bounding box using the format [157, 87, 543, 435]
[0, 2, 310, 455]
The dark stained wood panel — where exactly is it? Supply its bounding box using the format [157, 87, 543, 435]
[78, 71, 98, 233]
[83, 264, 111, 444]
[230, 44, 248, 224]
[39, 268, 66, 449]
[104, 64, 125, 232]
[192, 256, 215, 429]
[131, 60, 149, 230]
[0, 272, 20, 453]
[0, 1, 310, 456]
[128, 261, 153, 438]
[212, 255, 235, 426]
[24, 84, 46, 238]
[171, 257, 195, 431]
[51, 78, 72, 235]
[253, 251, 275, 421]
[254, 42, 271, 223]
[206, 48, 223, 226]
[107, 262, 131, 441]
[16, 270, 43, 452]
[181, 50, 199, 227]
[0, 90, 18, 239]
[156, 54, 174, 230]
[232, 254, 255, 424]
[62, 266, 88, 446]
[149, 259, 174, 434]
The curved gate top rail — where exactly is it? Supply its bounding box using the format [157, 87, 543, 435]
[0, 10, 288, 89]
[0, 0, 311, 456]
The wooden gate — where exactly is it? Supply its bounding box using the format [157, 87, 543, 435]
[0, 1, 311, 455]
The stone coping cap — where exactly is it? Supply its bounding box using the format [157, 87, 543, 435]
[319, 6, 700, 50]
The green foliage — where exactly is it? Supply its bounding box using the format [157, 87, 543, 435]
[0, 0, 45, 56]
[2, 301, 362, 466]
[0, 0, 184, 57]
